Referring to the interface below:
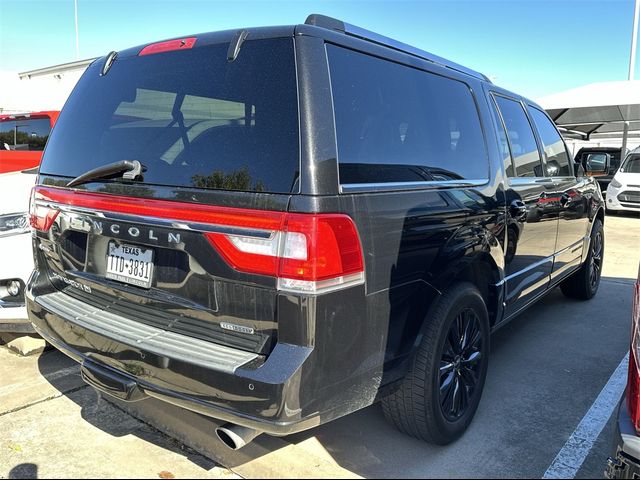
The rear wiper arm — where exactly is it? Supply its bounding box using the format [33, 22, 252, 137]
[66, 160, 145, 188]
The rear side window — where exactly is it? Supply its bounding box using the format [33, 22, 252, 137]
[327, 45, 488, 185]
[0, 118, 51, 151]
[489, 100, 515, 177]
[529, 107, 571, 176]
[40, 38, 299, 193]
[493, 96, 543, 178]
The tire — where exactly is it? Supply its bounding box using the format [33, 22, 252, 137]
[560, 218, 604, 300]
[382, 282, 490, 445]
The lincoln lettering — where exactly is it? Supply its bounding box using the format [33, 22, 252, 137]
[94, 221, 181, 244]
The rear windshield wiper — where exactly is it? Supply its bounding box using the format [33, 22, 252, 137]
[66, 160, 145, 188]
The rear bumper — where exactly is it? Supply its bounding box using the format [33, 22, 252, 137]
[33, 323, 323, 435]
[606, 392, 640, 479]
[26, 279, 373, 436]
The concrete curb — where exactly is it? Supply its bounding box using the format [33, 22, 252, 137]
[0, 333, 46, 356]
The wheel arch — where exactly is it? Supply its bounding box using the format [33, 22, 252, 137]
[430, 252, 503, 328]
[594, 206, 605, 229]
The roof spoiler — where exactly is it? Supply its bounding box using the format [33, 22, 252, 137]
[304, 14, 490, 83]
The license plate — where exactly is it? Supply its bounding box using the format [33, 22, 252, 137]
[106, 242, 154, 289]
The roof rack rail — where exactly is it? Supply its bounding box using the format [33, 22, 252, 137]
[304, 14, 490, 83]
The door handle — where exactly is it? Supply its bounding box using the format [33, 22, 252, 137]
[534, 178, 556, 186]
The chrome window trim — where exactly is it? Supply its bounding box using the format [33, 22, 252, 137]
[339, 179, 489, 194]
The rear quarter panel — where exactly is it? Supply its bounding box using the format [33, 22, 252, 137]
[292, 35, 508, 394]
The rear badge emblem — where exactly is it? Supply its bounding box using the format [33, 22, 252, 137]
[220, 322, 255, 335]
[50, 271, 92, 293]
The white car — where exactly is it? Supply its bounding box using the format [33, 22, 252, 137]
[0, 170, 37, 332]
[606, 152, 640, 214]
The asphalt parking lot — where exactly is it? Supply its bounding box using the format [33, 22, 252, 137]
[2, 212, 639, 479]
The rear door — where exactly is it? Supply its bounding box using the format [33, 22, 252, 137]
[491, 93, 559, 317]
[528, 105, 589, 282]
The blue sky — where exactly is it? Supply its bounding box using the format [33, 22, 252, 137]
[0, 0, 638, 99]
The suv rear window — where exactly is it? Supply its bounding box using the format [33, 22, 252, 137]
[40, 38, 299, 193]
[327, 44, 488, 185]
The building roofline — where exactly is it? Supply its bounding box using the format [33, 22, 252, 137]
[19, 58, 98, 79]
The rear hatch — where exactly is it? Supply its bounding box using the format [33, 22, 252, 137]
[33, 33, 300, 356]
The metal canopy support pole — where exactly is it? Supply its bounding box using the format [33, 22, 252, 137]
[623, 1, 638, 158]
[622, 122, 630, 158]
[631, 0, 640, 80]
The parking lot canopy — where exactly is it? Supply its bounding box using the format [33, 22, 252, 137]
[538, 80, 640, 139]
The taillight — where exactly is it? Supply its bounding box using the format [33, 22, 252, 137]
[30, 186, 365, 294]
[207, 213, 365, 293]
[29, 187, 59, 232]
[627, 265, 640, 431]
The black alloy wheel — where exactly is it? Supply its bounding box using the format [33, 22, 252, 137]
[439, 308, 483, 421]
[589, 229, 603, 291]
[382, 282, 490, 445]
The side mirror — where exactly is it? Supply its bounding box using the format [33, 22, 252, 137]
[585, 153, 609, 175]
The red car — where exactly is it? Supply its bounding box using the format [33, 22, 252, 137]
[0, 111, 58, 330]
[0, 111, 59, 174]
[607, 265, 640, 478]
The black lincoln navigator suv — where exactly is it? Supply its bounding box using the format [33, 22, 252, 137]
[27, 15, 605, 449]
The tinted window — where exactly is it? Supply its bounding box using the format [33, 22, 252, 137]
[489, 99, 514, 177]
[623, 155, 640, 173]
[0, 118, 51, 151]
[529, 107, 571, 176]
[41, 39, 298, 193]
[494, 96, 543, 177]
[327, 45, 488, 184]
[611, 151, 623, 170]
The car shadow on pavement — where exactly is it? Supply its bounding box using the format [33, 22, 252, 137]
[280, 277, 634, 478]
[33, 276, 634, 479]
[34, 354, 220, 472]
[9, 463, 37, 479]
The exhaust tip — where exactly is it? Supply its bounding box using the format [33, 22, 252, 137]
[215, 424, 261, 451]
[216, 427, 242, 450]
